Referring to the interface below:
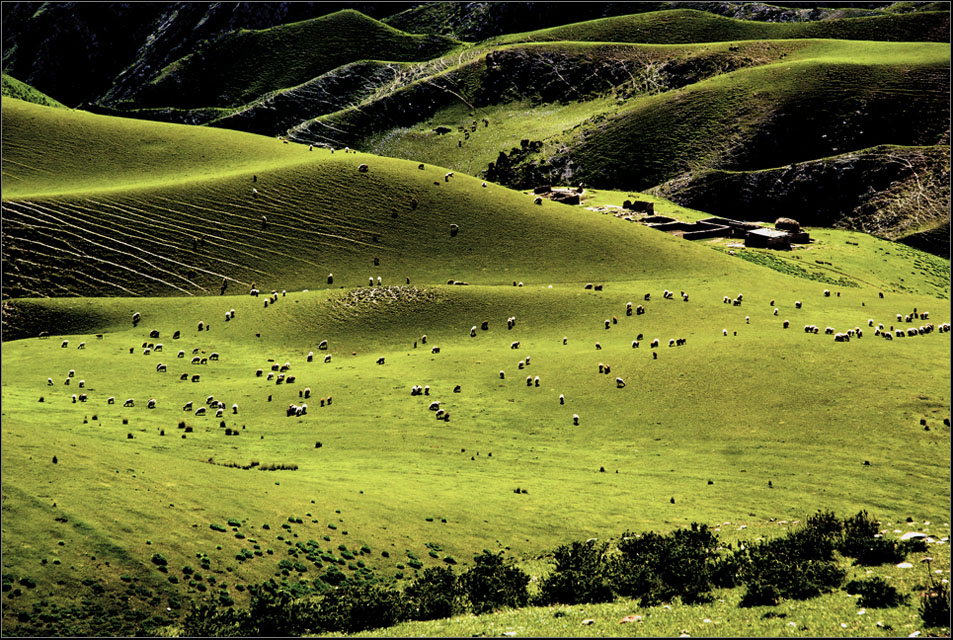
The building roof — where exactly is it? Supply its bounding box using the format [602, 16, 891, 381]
[747, 228, 790, 238]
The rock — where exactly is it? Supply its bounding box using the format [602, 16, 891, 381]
[581, 619, 595, 626]
[896, 562, 913, 569]
[900, 531, 927, 540]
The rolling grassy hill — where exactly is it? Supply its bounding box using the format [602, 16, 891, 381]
[490, 8, 951, 45]
[123, 10, 460, 110]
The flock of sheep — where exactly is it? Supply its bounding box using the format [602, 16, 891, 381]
[43, 279, 949, 442]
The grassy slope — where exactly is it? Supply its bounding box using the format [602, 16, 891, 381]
[129, 10, 459, 110]
[491, 8, 951, 45]
[1, 73, 65, 108]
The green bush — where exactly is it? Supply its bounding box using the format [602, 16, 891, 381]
[838, 511, 909, 565]
[610, 523, 722, 606]
[459, 551, 530, 614]
[210, 523, 227, 532]
[150, 553, 168, 567]
[845, 577, 907, 608]
[536, 540, 614, 606]
[920, 578, 951, 628]
[227, 518, 242, 528]
[309, 583, 407, 633]
[403, 566, 462, 621]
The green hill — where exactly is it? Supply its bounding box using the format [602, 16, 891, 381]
[492, 8, 951, 45]
[124, 10, 459, 110]
[1, 74, 66, 108]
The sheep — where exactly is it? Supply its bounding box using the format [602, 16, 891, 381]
[559, 394, 565, 404]
[510, 341, 520, 349]
[650, 338, 659, 349]
[746, 316, 750, 324]
[78, 393, 87, 402]
[450, 223, 459, 237]
[783, 320, 790, 329]
[177, 350, 185, 358]
[526, 376, 533, 387]
[377, 357, 385, 365]
[470, 326, 477, 337]
[319, 339, 329, 350]
[534, 376, 540, 387]
[61, 340, 69, 348]
[794, 301, 802, 309]
[68, 369, 75, 378]
[897, 314, 903, 322]
[144, 348, 152, 356]
[616, 377, 626, 388]
[286, 404, 298, 417]
[824, 289, 830, 297]
[632, 340, 639, 348]
[723, 296, 730, 304]
[626, 302, 633, 316]
[922, 311, 930, 320]
[636, 305, 645, 315]
[594, 284, 603, 291]
[868, 319, 874, 327]
[191, 374, 201, 382]
[250, 288, 259, 297]
[194, 406, 207, 416]
[421, 335, 428, 345]
[595, 342, 602, 350]
[324, 354, 332, 363]
[47, 377, 54, 386]
[358, 163, 368, 172]
[834, 333, 850, 342]
[147, 398, 157, 409]
[825, 327, 835, 335]
[573, 414, 579, 426]
[518, 360, 525, 370]
[72, 394, 77, 404]
[215, 408, 224, 418]
[499, 370, 505, 379]
[603, 364, 611, 375]
[563, 336, 568, 345]
[156, 363, 167, 372]
[482, 181, 487, 187]
[123, 398, 135, 407]
[681, 292, 689, 302]
[132, 312, 141, 325]
[107, 397, 115, 404]
[481, 321, 489, 331]
[668, 338, 675, 347]
[534, 196, 543, 205]
[722, 329, 728, 336]
[422, 386, 430, 397]
[279, 362, 291, 372]
[77, 341, 86, 350]
[453, 385, 461, 393]
[191, 356, 201, 365]
[435, 409, 446, 420]
[276, 373, 286, 384]
[180, 373, 189, 380]
[304, 387, 311, 399]
[327, 273, 333, 285]
[429, 401, 441, 411]
[604, 319, 611, 330]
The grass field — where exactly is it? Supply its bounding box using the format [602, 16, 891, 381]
[1, 72, 950, 637]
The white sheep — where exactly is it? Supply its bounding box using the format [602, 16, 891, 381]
[47, 377, 54, 385]
[147, 398, 157, 409]
[429, 401, 441, 411]
[534, 375, 540, 387]
[107, 397, 115, 404]
[573, 414, 579, 425]
[499, 370, 505, 379]
[195, 407, 206, 416]
[61, 340, 69, 348]
[559, 394, 565, 404]
[77, 341, 86, 349]
[123, 398, 135, 407]
[616, 377, 626, 388]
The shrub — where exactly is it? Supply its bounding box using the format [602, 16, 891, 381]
[182, 602, 246, 636]
[459, 551, 530, 614]
[845, 577, 907, 608]
[403, 566, 462, 621]
[210, 523, 227, 532]
[536, 540, 614, 605]
[609, 523, 722, 606]
[920, 578, 951, 628]
[310, 583, 407, 633]
[150, 553, 168, 567]
[734, 520, 845, 606]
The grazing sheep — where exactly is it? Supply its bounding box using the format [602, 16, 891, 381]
[68, 369, 75, 378]
[307, 351, 314, 362]
[71, 394, 77, 404]
[107, 397, 115, 404]
[47, 377, 54, 386]
[559, 394, 565, 404]
[304, 387, 311, 399]
[746, 316, 750, 324]
[644, 293, 651, 301]
[156, 363, 167, 372]
[722, 329, 728, 336]
[318, 339, 329, 350]
[324, 354, 331, 363]
[534, 376, 540, 387]
[358, 163, 368, 172]
[616, 377, 626, 388]
[825, 327, 835, 335]
[78, 379, 85, 388]
[144, 348, 152, 355]
[632, 340, 639, 348]
[453, 385, 461, 393]
[64, 377, 70, 386]
[573, 414, 579, 426]
[783, 320, 789, 329]
[795, 301, 802, 309]
[179, 372, 189, 380]
[868, 319, 874, 327]
[585, 283, 593, 290]
[61, 340, 69, 348]
[191, 356, 200, 365]
[123, 398, 135, 407]
[423, 386, 429, 396]
[431, 346, 441, 354]
[636, 305, 645, 315]
[279, 362, 291, 372]
[177, 349, 186, 358]
[668, 338, 675, 347]
[682, 292, 689, 302]
[215, 408, 224, 418]
[421, 335, 428, 345]
[499, 370, 505, 379]
[563, 336, 568, 345]
[518, 360, 525, 370]
[481, 321, 489, 331]
[526, 376, 533, 386]
[191, 374, 201, 382]
[595, 342, 602, 350]
[450, 223, 459, 237]
[605, 319, 611, 330]
[824, 289, 830, 297]
[132, 312, 141, 325]
[435, 409, 446, 420]
[77, 341, 86, 350]
[377, 357, 385, 365]
[534, 196, 543, 205]
[511, 341, 520, 349]
[429, 401, 441, 411]
[594, 284, 603, 291]
[470, 326, 477, 337]
[650, 338, 659, 348]
[147, 398, 157, 409]
[78, 393, 87, 402]
[834, 333, 850, 342]
[921, 311, 930, 320]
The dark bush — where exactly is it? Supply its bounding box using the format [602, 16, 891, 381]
[739, 580, 781, 607]
[734, 519, 845, 606]
[610, 523, 721, 606]
[845, 577, 907, 608]
[920, 578, 951, 628]
[403, 566, 462, 621]
[182, 601, 246, 636]
[309, 583, 407, 633]
[535, 540, 614, 605]
[459, 551, 530, 614]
